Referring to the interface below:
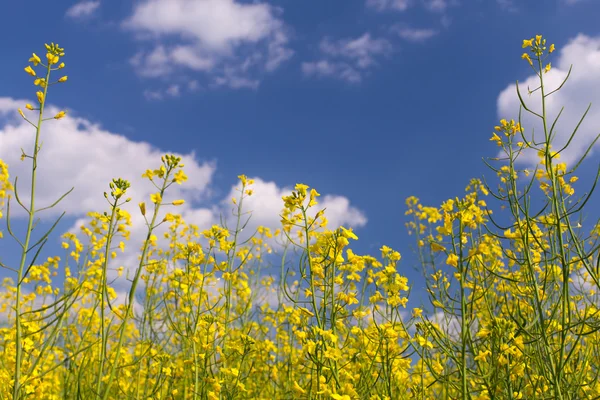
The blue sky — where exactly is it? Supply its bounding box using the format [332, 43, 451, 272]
[1, 0, 600, 304]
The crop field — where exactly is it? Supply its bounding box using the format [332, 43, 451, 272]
[0, 36, 600, 399]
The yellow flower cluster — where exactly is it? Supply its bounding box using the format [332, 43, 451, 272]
[521, 34, 554, 73]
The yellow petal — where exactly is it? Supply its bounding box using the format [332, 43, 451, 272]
[24, 65, 36, 76]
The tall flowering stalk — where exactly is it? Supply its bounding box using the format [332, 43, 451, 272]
[8, 43, 71, 400]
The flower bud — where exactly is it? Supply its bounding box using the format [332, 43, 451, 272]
[24, 66, 36, 76]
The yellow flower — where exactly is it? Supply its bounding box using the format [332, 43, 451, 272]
[490, 132, 502, 146]
[476, 328, 491, 338]
[446, 253, 459, 267]
[29, 53, 41, 66]
[46, 52, 59, 65]
[139, 202, 146, 216]
[549, 43, 555, 53]
[522, 38, 533, 48]
[412, 308, 423, 318]
[36, 91, 44, 104]
[173, 169, 187, 184]
[475, 349, 491, 362]
[150, 193, 162, 204]
[24, 65, 36, 76]
[535, 34, 542, 45]
[58, 62, 65, 69]
[415, 334, 433, 349]
[521, 53, 533, 66]
[292, 381, 306, 394]
[54, 111, 66, 120]
[544, 63, 551, 73]
[172, 199, 185, 206]
[18, 108, 25, 119]
[25, 104, 34, 110]
[430, 242, 446, 252]
[331, 395, 351, 400]
[58, 76, 68, 83]
[308, 188, 320, 207]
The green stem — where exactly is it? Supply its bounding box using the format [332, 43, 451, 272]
[95, 205, 118, 398]
[13, 63, 51, 400]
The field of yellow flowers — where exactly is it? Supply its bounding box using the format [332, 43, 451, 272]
[1, 35, 599, 399]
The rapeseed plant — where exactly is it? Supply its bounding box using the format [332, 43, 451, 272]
[0, 35, 598, 399]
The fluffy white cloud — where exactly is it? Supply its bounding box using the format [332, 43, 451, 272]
[392, 26, 438, 42]
[367, 0, 453, 12]
[303, 33, 392, 83]
[366, 0, 411, 11]
[219, 179, 367, 236]
[143, 84, 182, 101]
[0, 100, 215, 220]
[65, 1, 100, 19]
[423, 0, 448, 12]
[302, 60, 361, 83]
[497, 34, 600, 166]
[0, 97, 367, 284]
[123, 0, 293, 90]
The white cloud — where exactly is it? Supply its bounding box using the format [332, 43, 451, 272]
[367, 0, 454, 12]
[302, 61, 361, 83]
[165, 84, 181, 97]
[130, 46, 172, 78]
[423, 0, 448, 12]
[0, 100, 215, 219]
[303, 33, 392, 83]
[392, 26, 438, 42]
[366, 0, 411, 11]
[496, 34, 600, 166]
[219, 179, 367, 235]
[211, 67, 260, 90]
[0, 97, 367, 285]
[143, 84, 182, 100]
[320, 34, 392, 68]
[65, 1, 100, 19]
[143, 90, 163, 101]
[123, 0, 293, 90]
[188, 80, 201, 92]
